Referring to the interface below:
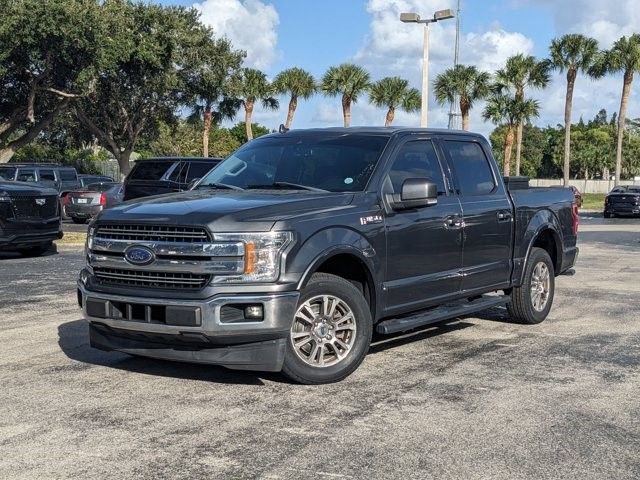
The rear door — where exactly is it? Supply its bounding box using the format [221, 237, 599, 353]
[383, 137, 463, 313]
[441, 138, 513, 293]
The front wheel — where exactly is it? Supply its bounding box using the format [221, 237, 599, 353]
[282, 273, 372, 384]
[507, 247, 555, 324]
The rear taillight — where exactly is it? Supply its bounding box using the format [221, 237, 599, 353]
[571, 202, 579, 235]
[99, 193, 107, 206]
[62, 193, 70, 205]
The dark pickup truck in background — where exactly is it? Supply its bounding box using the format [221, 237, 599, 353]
[0, 180, 62, 256]
[78, 128, 578, 384]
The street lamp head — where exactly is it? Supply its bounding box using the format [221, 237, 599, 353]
[400, 12, 420, 23]
[433, 9, 455, 21]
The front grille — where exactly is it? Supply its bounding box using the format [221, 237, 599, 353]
[94, 267, 210, 290]
[95, 224, 210, 243]
[10, 195, 58, 219]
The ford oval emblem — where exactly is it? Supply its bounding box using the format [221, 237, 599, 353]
[124, 245, 155, 266]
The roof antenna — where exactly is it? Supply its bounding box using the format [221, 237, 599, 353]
[278, 124, 289, 134]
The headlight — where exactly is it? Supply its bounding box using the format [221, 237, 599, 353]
[212, 231, 294, 283]
[0, 195, 11, 202]
[85, 225, 96, 260]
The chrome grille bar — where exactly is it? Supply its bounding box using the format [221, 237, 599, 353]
[95, 224, 210, 243]
[94, 268, 210, 289]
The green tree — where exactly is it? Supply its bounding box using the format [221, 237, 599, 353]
[233, 68, 278, 141]
[489, 124, 546, 177]
[272, 67, 316, 129]
[368, 77, 420, 126]
[75, 2, 208, 175]
[433, 64, 491, 131]
[321, 63, 370, 127]
[495, 54, 550, 175]
[483, 94, 539, 176]
[0, 0, 107, 162]
[549, 34, 599, 185]
[182, 36, 245, 157]
[597, 34, 640, 185]
[228, 122, 271, 144]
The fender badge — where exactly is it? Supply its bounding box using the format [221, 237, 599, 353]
[360, 215, 383, 225]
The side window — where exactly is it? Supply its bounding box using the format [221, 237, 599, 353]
[58, 169, 77, 181]
[186, 162, 215, 182]
[445, 141, 496, 196]
[39, 169, 56, 182]
[168, 162, 188, 183]
[16, 169, 36, 182]
[388, 140, 446, 195]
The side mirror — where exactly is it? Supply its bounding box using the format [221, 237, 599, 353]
[390, 178, 438, 210]
[187, 178, 201, 190]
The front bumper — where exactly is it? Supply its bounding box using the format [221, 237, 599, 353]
[605, 205, 640, 216]
[77, 282, 299, 372]
[0, 225, 62, 250]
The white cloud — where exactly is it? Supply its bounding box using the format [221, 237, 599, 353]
[194, 0, 280, 69]
[351, 0, 535, 135]
[515, 0, 640, 48]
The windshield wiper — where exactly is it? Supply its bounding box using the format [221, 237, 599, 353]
[246, 182, 328, 192]
[197, 182, 244, 191]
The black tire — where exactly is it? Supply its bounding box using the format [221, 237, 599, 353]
[18, 242, 53, 258]
[604, 212, 613, 219]
[71, 216, 87, 224]
[282, 273, 372, 384]
[507, 247, 555, 324]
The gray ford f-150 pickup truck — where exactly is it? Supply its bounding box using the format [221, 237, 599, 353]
[78, 128, 578, 384]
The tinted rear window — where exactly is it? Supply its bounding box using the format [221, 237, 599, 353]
[87, 183, 119, 192]
[129, 161, 174, 181]
[59, 169, 77, 181]
[0, 167, 16, 179]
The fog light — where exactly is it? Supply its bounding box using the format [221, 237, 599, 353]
[244, 305, 264, 320]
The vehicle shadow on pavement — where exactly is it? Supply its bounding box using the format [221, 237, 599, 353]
[57, 320, 288, 386]
[0, 248, 58, 261]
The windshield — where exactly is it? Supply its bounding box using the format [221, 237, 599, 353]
[0, 167, 16, 180]
[198, 134, 390, 192]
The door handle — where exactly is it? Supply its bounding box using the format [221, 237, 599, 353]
[497, 211, 512, 222]
[445, 215, 464, 229]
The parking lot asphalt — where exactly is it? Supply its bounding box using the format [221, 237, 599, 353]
[1, 216, 639, 479]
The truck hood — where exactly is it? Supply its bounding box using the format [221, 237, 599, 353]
[0, 181, 58, 196]
[96, 189, 355, 232]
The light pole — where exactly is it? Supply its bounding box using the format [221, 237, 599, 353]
[400, 9, 455, 127]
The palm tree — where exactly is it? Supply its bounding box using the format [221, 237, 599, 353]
[549, 34, 599, 185]
[495, 54, 550, 175]
[483, 94, 540, 176]
[597, 34, 640, 185]
[235, 68, 279, 141]
[182, 37, 244, 157]
[433, 64, 491, 131]
[368, 77, 420, 126]
[273, 68, 316, 129]
[321, 63, 370, 127]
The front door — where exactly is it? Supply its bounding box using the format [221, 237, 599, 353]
[383, 138, 463, 314]
[442, 139, 513, 293]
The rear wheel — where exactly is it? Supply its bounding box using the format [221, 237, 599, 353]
[71, 216, 87, 224]
[282, 273, 372, 384]
[507, 247, 555, 324]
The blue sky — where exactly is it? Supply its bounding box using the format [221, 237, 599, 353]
[157, 0, 639, 135]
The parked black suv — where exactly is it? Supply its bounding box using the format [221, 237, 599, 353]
[79, 128, 578, 384]
[604, 185, 640, 217]
[0, 164, 80, 194]
[1, 180, 62, 256]
[123, 157, 221, 200]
